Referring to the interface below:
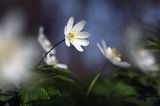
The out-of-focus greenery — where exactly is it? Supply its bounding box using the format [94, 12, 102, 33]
[0, 37, 160, 106]
[147, 37, 160, 49]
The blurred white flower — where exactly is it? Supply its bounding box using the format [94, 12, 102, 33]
[0, 11, 39, 85]
[135, 49, 158, 71]
[38, 27, 68, 69]
[64, 17, 90, 52]
[125, 24, 159, 72]
[97, 40, 131, 68]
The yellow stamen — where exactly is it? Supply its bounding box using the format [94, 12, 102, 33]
[68, 30, 77, 41]
[111, 48, 122, 57]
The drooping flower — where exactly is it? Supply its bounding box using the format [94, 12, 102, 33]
[97, 40, 131, 68]
[64, 17, 90, 52]
[0, 11, 39, 85]
[38, 27, 68, 69]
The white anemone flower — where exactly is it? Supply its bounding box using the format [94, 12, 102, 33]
[125, 25, 159, 72]
[0, 11, 39, 85]
[97, 40, 131, 68]
[64, 17, 90, 52]
[38, 27, 68, 69]
[134, 49, 158, 71]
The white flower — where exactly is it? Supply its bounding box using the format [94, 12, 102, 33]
[97, 40, 131, 68]
[125, 25, 159, 72]
[64, 17, 90, 52]
[0, 11, 39, 85]
[135, 49, 158, 71]
[38, 27, 68, 69]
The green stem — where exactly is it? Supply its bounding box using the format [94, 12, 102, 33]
[86, 62, 108, 96]
[86, 72, 101, 96]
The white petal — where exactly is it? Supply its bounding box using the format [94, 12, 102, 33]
[115, 61, 131, 68]
[75, 39, 89, 46]
[45, 53, 57, 65]
[38, 27, 52, 51]
[56, 63, 68, 69]
[72, 20, 86, 32]
[114, 57, 121, 62]
[65, 38, 71, 47]
[77, 32, 90, 38]
[72, 41, 83, 52]
[106, 47, 112, 56]
[97, 43, 105, 55]
[66, 17, 74, 31]
[64, 26, 69, 35]
[101, 40, 107, 51]
[49, 49, 56, 55]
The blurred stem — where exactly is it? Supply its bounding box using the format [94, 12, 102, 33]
[36, 39, 65, 68]
[86, 62, 108, 96]
[86, 72, 101, 96]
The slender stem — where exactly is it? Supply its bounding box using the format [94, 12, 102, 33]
[36, 39, 65, 68]
[86, 72, 101, 96]
[86, 62, 108, 96]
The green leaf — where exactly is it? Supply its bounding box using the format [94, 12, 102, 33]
[20, 87, 50, 104]
[86, 72, 101, 96]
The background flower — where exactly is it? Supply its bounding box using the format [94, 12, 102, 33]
[97, 40, 130, 68]
[38, 27, 67, 69]
[125, 24, 159, 73]
[0, 11, 40, 85]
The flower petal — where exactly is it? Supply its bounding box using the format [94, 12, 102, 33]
[72, 41, 83, 52]
[45, 52, 57, 65]
[106, 47, 112, 56]
[64, 26, 69, 35]
[77, 32, 90, 38]
[101, 40, 107, 51]
[66, 17, 74, 31]
[72, 20, 86, 32]
[75, 39, 89, 46]
[65, 38, 71, 47]
[38, 27, 52, 51]
[115, 61, 131, 68]
[97, 43, 105, 55]
[56, 63, 68, 69]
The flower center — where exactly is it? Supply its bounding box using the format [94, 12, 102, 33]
[68, 31, 77, 41]
[111, 48, 122, 58]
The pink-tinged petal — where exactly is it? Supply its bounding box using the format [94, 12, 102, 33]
[72, 20, 86, 32]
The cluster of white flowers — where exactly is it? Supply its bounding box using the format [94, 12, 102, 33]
[0, 12, 159, 86]
[37, 16, 90, 68]
[38, 17, 158, 72]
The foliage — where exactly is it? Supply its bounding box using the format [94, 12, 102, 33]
[0, 37, 160, 106]
[146, 37, 160, 49]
